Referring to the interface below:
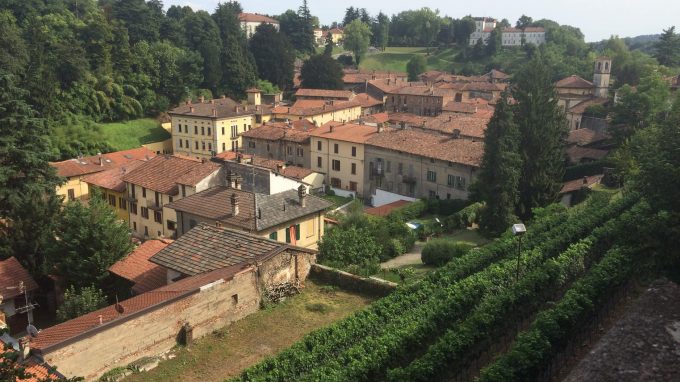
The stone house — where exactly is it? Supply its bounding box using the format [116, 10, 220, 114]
[82, 160, 144, 222]
[271, 99, 362, 126]
[240, 120, 316, 168]
[385, 85, 456, 116]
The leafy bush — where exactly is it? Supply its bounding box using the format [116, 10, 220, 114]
[337, 54, 354, 66]
[564, 159, 615, 180]
[421, 240, 473, 266]
[318, 226, 382, 272]
[57, 285, 107, 322]
[426, 198, 471, 216]
[444, 202, 484, 231]
[387, 200, 427, 221]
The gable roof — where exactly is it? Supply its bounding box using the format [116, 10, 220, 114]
[567, 128, 611, 146]
[566, 146, 609, 163]
[568, 97, 609, 114]
[121, 155, 211, 195]
[82, 160, 144, 193]
[363, 112, 390, 124]
[0, 257, 39, 299]
[367, 129, 484, 167]
[309, 122, 384, 144]
[295, 88, 354, 100]
[354, 93, 383, 108]
[109, 239, 172, 294]
[168, 97, 271, 119]
[422, 114, 491, 140]
[555, 75, 594, 89]
[241, 121, 315, 143]
[560, 174, 604, 194]
[238, 13, 278, 24]
[150, 225, 316, 276]
[50, 147, 156, 179]
[272, 100, 361, 117]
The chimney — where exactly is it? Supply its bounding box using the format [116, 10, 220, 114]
[377, 125, 384, 133]
[98, 152, 103, 166]
[189, 106, 195, 113]
[19, 337, 30, 361]
[235, 106, 240, 113]
[199, 95, 205, 103]
[330, 125, 334, 133]
[452, 129, 461, 139]
[231, 193, 239, 216]
[201, 158, 206, 164]
[212, 108, 216, 117]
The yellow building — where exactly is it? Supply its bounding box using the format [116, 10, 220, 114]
[329, 28, 344, 44]
[272, 100, 362, 126]
[121, 155, 225, 239]
[309, 121, 383, 195]
[82, 161, 144, 222]
[167, 185, 332, 249]
[169, 93, 272, 160]
[50, 148, 156, 203]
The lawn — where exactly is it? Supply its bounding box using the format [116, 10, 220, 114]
[376, 263, 436, 284]
[435, 228, 491, 247]
[360, 46, 459, 73]
[122, 280, 376, 382]
[320, 194, 354, 209]
[99, 118, 171, 151]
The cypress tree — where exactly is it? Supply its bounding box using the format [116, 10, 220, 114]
[213, 2, 257, 98]
[513, 56, 570, 219]
[472, 92, 522, 235]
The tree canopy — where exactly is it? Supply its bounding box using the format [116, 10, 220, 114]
[343, 20, 372, 65]
[300, 54, 344, 90]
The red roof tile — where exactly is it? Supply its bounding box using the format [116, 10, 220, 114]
[0, 257, 39, 299]
[82, 160, 144, 193]
[555, 75, 594, 89]
[121, 155, 209, 195]
[168, 97, 271, 119]
[363, 112, 390, 124]
[309, 122, 384, 144]
[238, 13, 278, 24]
[567, 128, 611, 146]
[241, 121, 316, 143]
[50, 147, 156, 178]
[295, 88, 354, 100]
[560, 175, 604, 194]
[109, 240, 172, 294]
[364, 200, 412, 217]
[566, 146, 609, 163]
[272, 100, 361, 117]
[354, 93, 383, 108]
[568, 97, 609, 114]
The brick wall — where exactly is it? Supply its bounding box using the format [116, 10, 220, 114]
[309, 264, 396, 297]
[41, 270, 261, 380]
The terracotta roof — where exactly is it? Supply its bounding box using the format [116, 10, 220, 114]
[121, 155, 209, 195]
[279, 166, 315, 180]
[247, 157, 315, 180]
[567, 128, 611, 146]
[168, 97, 271, 119]
[388, 112, 428, 126]
[241, 121, 316, 143]
[213, 152, 252, 162]
[438, 81, 505, 92]
[443, 102, 479, 114]
[555, 75, 595, 89]
[151, 225, 315, 276]
[343, 71, 407, 84]
[109, 240, 172, 294]
[272, 100, 361, 117]
[238, 13, 278, 24]
[295, 88, 354, 100]
[310, 121, 384, 144]
[364, 112, 390, 124]
[329, 28, 343, 34]
[367, 78, 404, 93]
[50, 147, 156, 178]
[566, 146, 609, 163]
[367, 129, 484, 167]
[568, 97, 609, 114]
[82, 160, 144, 193]
[389, 85, 456, 97]
[0, 341, 60, 382]
[354, 93, 383, 108]
[364, 200, 412, 217]
[560, 175, 604, 194]
[175, 161, 222, 186]
[488, 69, 510, 79]
[31, 265, 247, 352]
[0, 257, 39, 299]
[422, 114, 491, 139]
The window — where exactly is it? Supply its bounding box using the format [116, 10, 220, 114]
[177, 124, 181, 132]
[456, 176, 467, 190]
[266, 143, 270, 152]
[231, 294, 239, 305]
[155, 192, 160, 207]
[201, 126, 204, 135]
[184, 125, 188, 133]
[332, 159, 340, 171]
[119, 197, 127, 210]
[287, 146, 293, 155]
[153, 211, 162, 223]
[208, 142, 212, 151]
[195, 141, 199, 150]
[144, 226, 149, 236]
[269, 231, 278, 240]
[185, 139, 189, 148]
[386, 161, 391, 173]
[142, 187, 146, 198]
[317, 141, 322, 150]
[334, 143, 339, 154]
[297, 148, 304, 157]
[285, 224, 301, 243]
[447, 174, 455, 187]
[189, 219, 197, 229]
[351, 163, 356, 175]
[349, 181, 357, 191]
[207, 127, 211, 136]
[108, 194, 116, 207]
[427, 170, 437, 182]
[351, 146, 356, 157]
[222, 127, 225, 135]
[428, 190, 436, 199]
[130, 202, 138, 215]
[141, 207, 149, 219]
[317, 156, 322, 168]
[179, 139, 183, 148]
[231, 125, 238, 139]
[248, 141, 255, 149]
[181, 185, 186, 197]
[202, 142, 206, 151]
[169, 196, 173, 203]
[133, 222, 137, 231]
[67, 189, 75, 201]
[306, 219, 315, 238]
[330, 178, 341, 188]
[398, 162, 403, 175]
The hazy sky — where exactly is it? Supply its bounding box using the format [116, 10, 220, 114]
[163, 0, 677, 42]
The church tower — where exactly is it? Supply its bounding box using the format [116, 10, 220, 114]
[593, 57, 611, 98]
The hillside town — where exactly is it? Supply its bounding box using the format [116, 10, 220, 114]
[1, 1, 680, 381]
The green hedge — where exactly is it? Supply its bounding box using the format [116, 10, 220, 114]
[387, 199, 427, 221]
[564, 159, 615, 181]
[421, 240, 473, 266]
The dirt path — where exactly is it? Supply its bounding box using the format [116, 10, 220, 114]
[381, 242, 425, 269]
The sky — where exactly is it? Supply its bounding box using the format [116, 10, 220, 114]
[163, 0, 677, 42]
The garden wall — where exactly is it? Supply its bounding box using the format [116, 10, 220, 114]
[309, 264, 397, 297]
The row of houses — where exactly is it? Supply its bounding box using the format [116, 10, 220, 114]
[469, 16, 546, 46]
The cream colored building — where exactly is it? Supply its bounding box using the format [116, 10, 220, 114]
[169, 93, 272, 160]
[309, 122, 383, 195]
[239, 13, 279, 39]
[122, 155, 224, 239]
[272, 100, 362, 126]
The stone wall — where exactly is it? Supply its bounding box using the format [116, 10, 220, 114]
[309, 264, 396, 297]
[41, 270, 261, 380]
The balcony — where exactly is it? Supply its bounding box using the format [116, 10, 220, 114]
[401, 175, 417, 184]
[147, 201, 163, 212]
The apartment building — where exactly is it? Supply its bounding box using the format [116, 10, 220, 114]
[385, 85, 456, 116]
[364, 129, 484, 204]
[309, 122, 384, 195]
[82, 161, 144, 222]
[122, 155, 224, 239]
[240, 119, 317, 167]
[169, 95, 272, 160]
[295, 88, 355, 102]
[272, 99, 362, 125]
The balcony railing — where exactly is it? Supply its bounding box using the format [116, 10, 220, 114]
[401, 174, 417, 184]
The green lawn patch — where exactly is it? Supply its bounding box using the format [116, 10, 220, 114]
[359, 46, 459, 73]
[376, 263, 436, 284]
[435, 229, 490, 247]
[99, 118, 171, 151]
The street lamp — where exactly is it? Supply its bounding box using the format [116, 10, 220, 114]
[512, 223, 527, 282]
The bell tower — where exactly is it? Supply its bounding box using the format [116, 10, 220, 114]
[593, 56, 611, 98]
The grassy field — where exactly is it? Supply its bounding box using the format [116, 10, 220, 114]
[122, 281, 376, 382]
[360, 46, 459, 73]
[99, 118, 171, 151]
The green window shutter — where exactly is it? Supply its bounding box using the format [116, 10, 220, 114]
[285, 228, 291, 243]
[295, 224, 301, 241]
[269, 231, 278, 241]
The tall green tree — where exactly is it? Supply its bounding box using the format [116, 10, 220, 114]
[654, 26, 680, 67]
[343, 6, 360, 26]
[323, 31, 334, 56]
[183, 10, 222, 91]
[471, 92, 522, 235]
[111, 0, 162, 43]
[300, 54, 344, 89]
[0, 73, 62, 276]
[516, 15, 533, 29]
[486, 26, 502, 56]
[453, 17, 475, 46]
[56, 285, 108, 322]
[50, 191, 133, 290]
[373, 12, 390, 51]
[406, 55, 427, 81]
[249, 24, 295, 90]
[513, 56, 569, 219]
[213, 2, 257, 98]
[296, 0, 316, 54]
[343, 19, 372, 66]
[0, 11, 29, 76]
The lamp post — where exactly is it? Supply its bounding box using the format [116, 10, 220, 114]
[512, 223, 527, 282]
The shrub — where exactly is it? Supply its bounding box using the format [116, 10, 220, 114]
[387, 200, 427, 221]
[421, 240, 473, 266]
[57, 285, 107, 322]
[318, 226, 382, 270]
[337, 54, 354, 66]
[426, 199, 471, 216]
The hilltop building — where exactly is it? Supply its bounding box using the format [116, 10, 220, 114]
[239, 13, 279, 39]
[468, 17, 545, 46]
